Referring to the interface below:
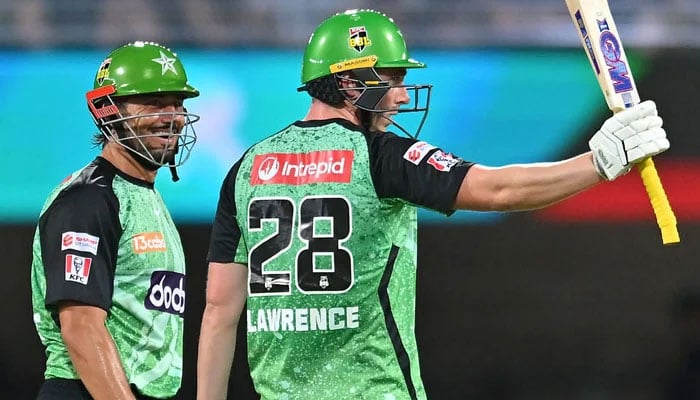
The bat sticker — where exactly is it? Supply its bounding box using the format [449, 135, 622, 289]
[574, 11, 601, 74]
[596, 18, 633, 94]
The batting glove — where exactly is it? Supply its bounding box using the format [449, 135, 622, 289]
[589, 100, 669, 180]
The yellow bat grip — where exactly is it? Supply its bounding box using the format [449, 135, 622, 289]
[636, 157, 679, 244]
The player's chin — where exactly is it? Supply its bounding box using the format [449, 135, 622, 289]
[379, 117, 395, 131]
[371, 122, 390, 133]
[149, 149, 176, 164]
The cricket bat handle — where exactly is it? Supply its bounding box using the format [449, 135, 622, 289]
[636, 157, 679, 244]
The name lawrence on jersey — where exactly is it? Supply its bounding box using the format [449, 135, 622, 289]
[247, 305, 360, 333]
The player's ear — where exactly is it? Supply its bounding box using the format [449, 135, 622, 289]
[337, 74, 354, 87]
[337, 74, 360, 100]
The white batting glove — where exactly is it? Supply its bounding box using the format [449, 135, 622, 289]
[589, 100, 669, 180]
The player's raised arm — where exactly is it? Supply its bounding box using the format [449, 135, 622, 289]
[453, 101, 668, 211]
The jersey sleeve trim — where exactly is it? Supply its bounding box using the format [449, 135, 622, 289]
[39, 167, 122, 311]
[363, 131, 473, 215]
[207, 157, 245, 263]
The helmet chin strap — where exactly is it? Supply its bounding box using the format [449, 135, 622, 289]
[169, 162, 180, 182]
[168, 138, 181, 181]
[132, 149, 180, 181]
[130, 147, 180, 181]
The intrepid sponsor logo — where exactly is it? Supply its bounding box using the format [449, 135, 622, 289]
[250, 150, 354, 186]
[132, 232, 167, 254]
[427, 150, 462, 172]
[145, 271, 185, 316]
[65, 254, 92, 285]
[403, 141, 436, 165]
[61, 231, 100, 255]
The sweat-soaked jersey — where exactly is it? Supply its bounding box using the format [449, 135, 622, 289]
[31, 157, 186, 399]
[208, 119, 473, 400]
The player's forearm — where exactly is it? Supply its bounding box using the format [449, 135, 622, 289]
[500, 152, 602, 210]
[63, 323, 136, 400]
[458, 153, 602, 211]
[196, 304, 238, 400]
[514, 153, 602, 209]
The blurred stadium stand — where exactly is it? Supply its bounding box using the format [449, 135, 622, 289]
[2, 0, 700, 48]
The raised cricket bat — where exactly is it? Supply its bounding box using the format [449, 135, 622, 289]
[565, 0, 679, 244]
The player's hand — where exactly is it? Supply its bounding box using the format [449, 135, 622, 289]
[589, 100, 669, 180]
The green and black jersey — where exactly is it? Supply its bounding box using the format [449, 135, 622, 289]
[31, 157, 186, 399]
[208, 119, 473, 400]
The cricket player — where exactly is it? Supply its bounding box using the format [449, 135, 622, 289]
[32, 41, 199, 400]
[197, 9, 668, 400]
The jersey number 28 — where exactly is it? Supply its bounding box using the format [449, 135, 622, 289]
[247, 196, 354, 296]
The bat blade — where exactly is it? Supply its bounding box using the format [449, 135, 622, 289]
[565, 0, 640, 112]
[565, 0, 679, 245]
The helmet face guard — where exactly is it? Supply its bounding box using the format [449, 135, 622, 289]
[87, 85, 199, 168]
[87, 41, 200, 169]
[336, 67, 431, 139]
[301, 9, 432, 138]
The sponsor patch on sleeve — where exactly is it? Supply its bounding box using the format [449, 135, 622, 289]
[427, 150, 462, 172]
[61, 231, 100, 255]
[65, 254, 92, 285]
[403, 141, 436, 165]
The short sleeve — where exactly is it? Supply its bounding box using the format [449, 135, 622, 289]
[39, 184, 121, 311]
[365, 132, 474, 215]
[207, 158, 244, 263]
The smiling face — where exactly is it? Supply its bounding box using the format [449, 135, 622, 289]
[111, 94, 191, 169]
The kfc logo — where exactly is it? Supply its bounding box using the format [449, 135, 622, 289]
[250, 150, 354, 185]
[65, 254, 92, 285]
[403, 141, 436, 165]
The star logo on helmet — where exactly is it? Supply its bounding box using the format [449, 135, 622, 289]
[151, 51, 178, 76]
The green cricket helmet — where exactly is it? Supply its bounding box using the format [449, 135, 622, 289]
[93, 41, 199, 98]
[86, 41, 200, 177]
[301, 9, 425, 83]
[300, 9, 432, 138]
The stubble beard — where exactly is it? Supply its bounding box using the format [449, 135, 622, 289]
[114, 127, 178, 170]
[132, 138, 177, 170]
